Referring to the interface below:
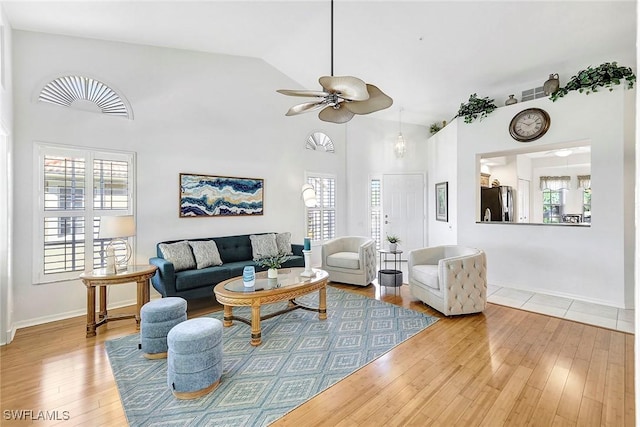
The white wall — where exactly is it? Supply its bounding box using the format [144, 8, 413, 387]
[451, 89, 634, 308]
[344, 116, 429, 243]
[0, 5, 14, 345]
[427, 120, 458, 246]
[12, 30, 347, 327]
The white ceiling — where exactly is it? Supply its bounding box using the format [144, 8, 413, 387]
[3, 0, 637, 126]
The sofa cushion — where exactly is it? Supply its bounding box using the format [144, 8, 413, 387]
[275, 232, 293, 255]
[412, 265, 439, 290]
[222, 261, 258, 278]
[326, 252, 360, 270]
[213, 235, 253, 263]
[250, 233, 278, 260]
[159, 241, 196, 272]
[175, 267, 232, 292]
[189, 240, 223, 269]
[281, 255, 304, 269]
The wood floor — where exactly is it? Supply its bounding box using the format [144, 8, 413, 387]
[0, 283, 634, 426]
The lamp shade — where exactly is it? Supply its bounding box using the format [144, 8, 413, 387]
[301, 184, 317, 208]
[99, 215, 136, 239]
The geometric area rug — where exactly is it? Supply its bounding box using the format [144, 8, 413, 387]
[105, 286, 438, 426]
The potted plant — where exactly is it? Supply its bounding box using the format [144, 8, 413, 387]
[549, 61, 636, 101]
[429, 120, 446, 135]
[256, 253, 290, 278]
[386, 235, 401, 252]
[455, 93, 497, 124]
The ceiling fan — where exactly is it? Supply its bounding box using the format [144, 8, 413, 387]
[277, 0, 393, 124]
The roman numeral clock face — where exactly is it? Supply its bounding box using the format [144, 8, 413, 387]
[509, 108, 551, 142]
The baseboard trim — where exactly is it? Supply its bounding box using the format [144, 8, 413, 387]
[12, 295, 163, 331]
[0, 325, 16, 346]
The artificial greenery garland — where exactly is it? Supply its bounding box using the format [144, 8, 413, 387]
[456, 93, 497, 124]
[550, 61, 636, 102]
[429, 120, 447, 134]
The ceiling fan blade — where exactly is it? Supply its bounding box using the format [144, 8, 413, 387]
[318, 104, 355, 123]
[319, 76, 369, 101]
[277, 89, 330, 98]
[344, 84, 393, 115]
[285, 101, 327, 116]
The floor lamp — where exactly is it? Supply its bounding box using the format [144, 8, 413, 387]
[301, 184, 317, 277]
[99, 215, 136, 274]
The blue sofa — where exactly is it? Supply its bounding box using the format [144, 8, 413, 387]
[149, 233, 304, 299]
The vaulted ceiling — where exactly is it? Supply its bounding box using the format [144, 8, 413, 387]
[3, 1, 637, 126]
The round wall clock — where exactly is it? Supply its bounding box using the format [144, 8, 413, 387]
[509, 108, 551, 142]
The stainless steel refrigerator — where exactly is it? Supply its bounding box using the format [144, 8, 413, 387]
[480, 186, 514, 222]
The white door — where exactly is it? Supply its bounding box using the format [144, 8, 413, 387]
[517, 178, 530, 223]
[382, 174, 425, 257]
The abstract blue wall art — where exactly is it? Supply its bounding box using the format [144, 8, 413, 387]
[179, 173, 264, 217]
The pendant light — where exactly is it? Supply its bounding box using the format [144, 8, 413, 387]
[394, 108, 406, 158]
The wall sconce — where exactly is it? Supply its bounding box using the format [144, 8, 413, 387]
[301, 184, 317, 208]
[98, 215, 136, 274]
[394, 108, 406, 158]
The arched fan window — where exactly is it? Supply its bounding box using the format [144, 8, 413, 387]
[38, 75, 132, 119]
[306, 132, 335, 153]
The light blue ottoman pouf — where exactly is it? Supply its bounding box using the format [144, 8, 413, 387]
[140, 297, 187, 359]
[167, 317, 223, 399]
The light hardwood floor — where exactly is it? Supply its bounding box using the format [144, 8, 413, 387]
[0, 283, 634, 426]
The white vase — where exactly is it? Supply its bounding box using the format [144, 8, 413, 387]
[389, 243, 397, 252]
[267, 268, 278, 279]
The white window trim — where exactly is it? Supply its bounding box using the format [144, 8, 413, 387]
[368, 174, 382, 250]
[304, 171, 337, 243]
[33, 142, 136, 284]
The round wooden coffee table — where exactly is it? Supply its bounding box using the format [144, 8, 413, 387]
[213, 267, 328, 346]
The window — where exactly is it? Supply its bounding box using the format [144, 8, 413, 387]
[542, 189, 565, 223]
[370, 178, 381, 249]
[578, 175, 591, 223]
[539, 175, 570, 224]
[582, 188, 592, 223]
[35, 143, 135, 283]
[305, 174, 336, 241]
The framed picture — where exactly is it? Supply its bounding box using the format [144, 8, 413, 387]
[435, 181, 448, 222]
[179, 173, 264, 217]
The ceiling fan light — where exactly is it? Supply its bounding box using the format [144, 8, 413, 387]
[318, 104, 355, 123]
[319, 76, 369, 101]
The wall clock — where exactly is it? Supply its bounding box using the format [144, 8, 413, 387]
[509, 108, 550, 142]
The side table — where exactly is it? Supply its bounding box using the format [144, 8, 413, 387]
[378, 249, 403, 295]
[79, 265, 158, 337]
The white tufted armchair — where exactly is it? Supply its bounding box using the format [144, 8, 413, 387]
[321, 236, 376, 286]
[408, 245, 487, 316]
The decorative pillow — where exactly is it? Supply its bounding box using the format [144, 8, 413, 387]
[249, 234, 278, 260]
[159, 241, 196, 272]
[275, 232, 293, 255]
[189, 240, 223, 269]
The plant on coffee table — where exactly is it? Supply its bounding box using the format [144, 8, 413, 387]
[257, 253, 291, 278]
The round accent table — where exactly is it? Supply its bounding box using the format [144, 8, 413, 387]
[378, 249, 403, 295]
[79, 265, 158, 337]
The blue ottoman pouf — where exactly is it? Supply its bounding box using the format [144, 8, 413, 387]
[140, 297, 187, 359]
[167, 317, 223, 399]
